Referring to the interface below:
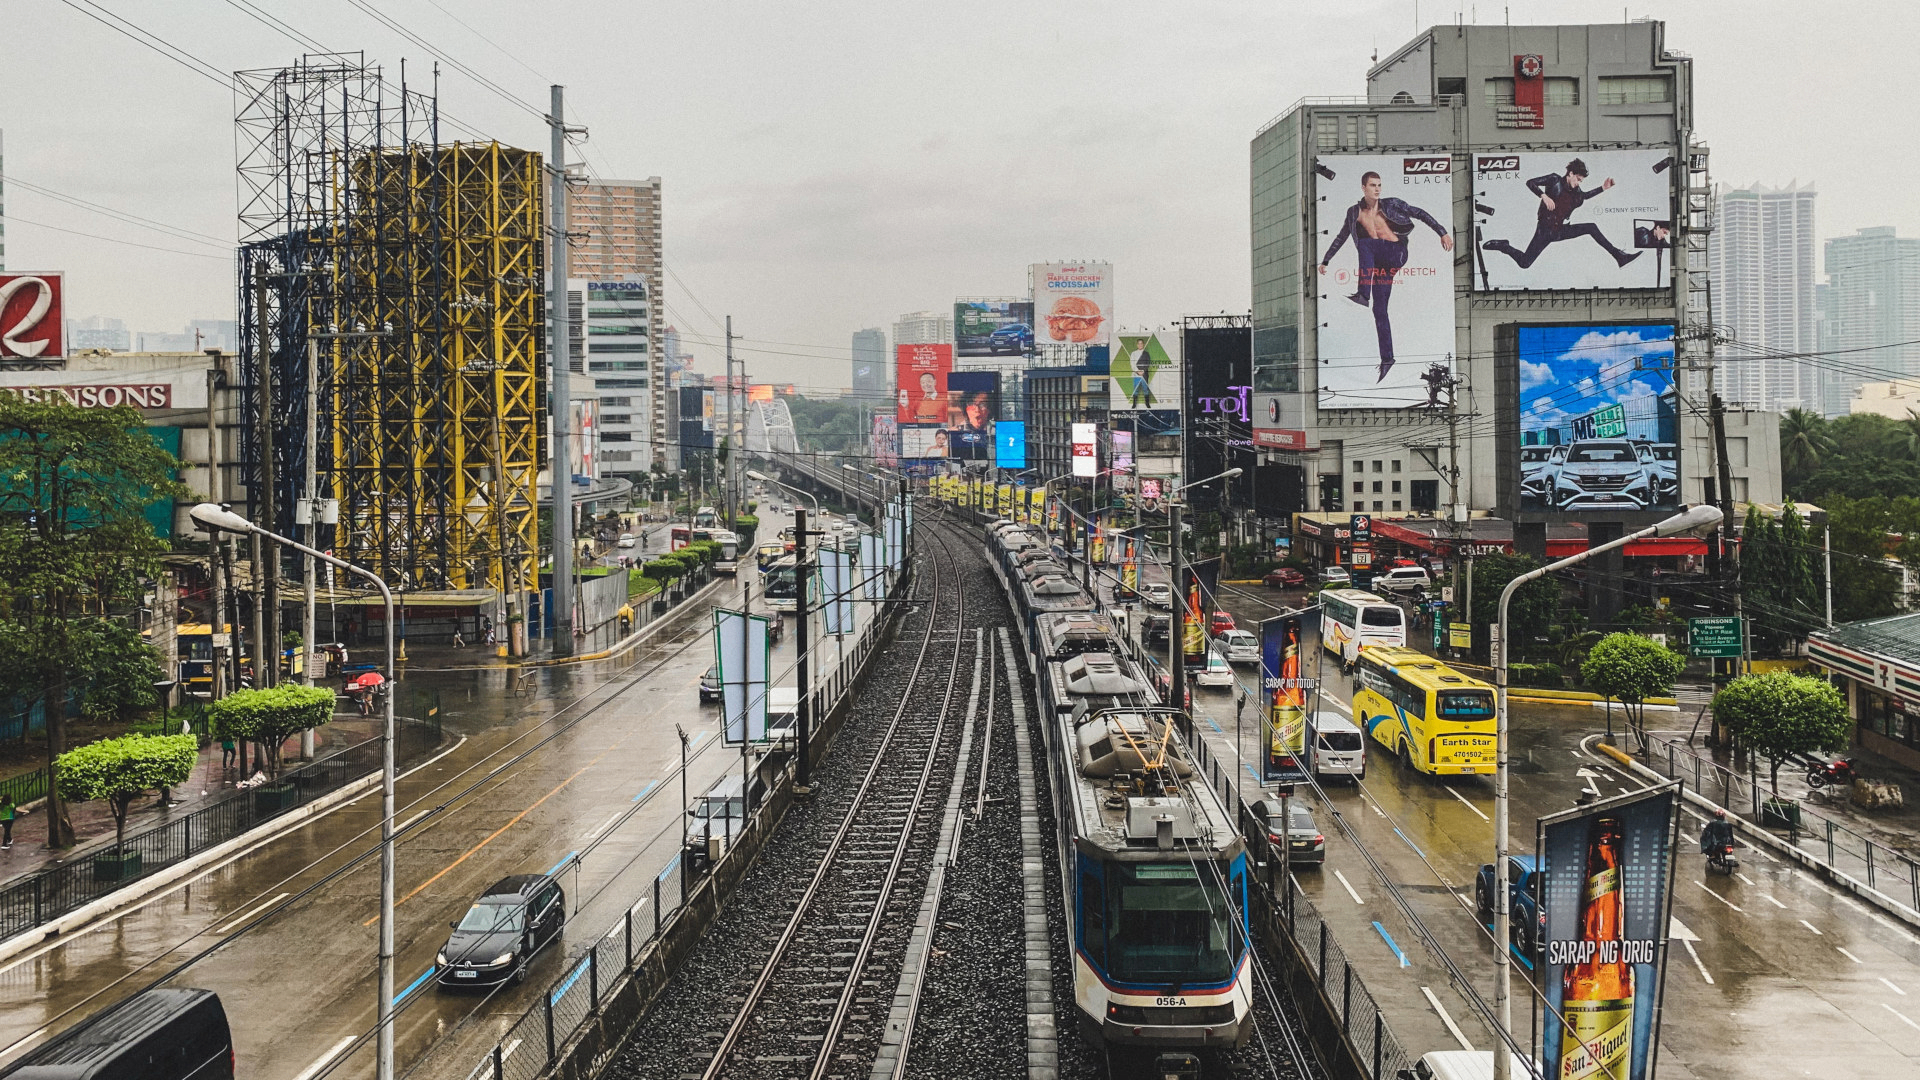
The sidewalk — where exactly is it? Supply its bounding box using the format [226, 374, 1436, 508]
[0, 717, 379, 879]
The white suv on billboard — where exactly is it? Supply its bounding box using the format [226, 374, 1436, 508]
[1550, 439, 1655, 509]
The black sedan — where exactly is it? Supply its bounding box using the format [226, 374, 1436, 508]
[437, 875, 565, 987]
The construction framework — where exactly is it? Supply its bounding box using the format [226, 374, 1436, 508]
[234, 54, 542, 596]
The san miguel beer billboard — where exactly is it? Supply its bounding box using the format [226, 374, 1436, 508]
[1538, 784, 1679, 1080]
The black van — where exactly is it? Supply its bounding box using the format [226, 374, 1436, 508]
[4, 988, 233, 1079]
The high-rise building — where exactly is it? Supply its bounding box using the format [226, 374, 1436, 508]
[1828, 227, 1920, 415]
[568, 177, 664, 468]
[1709, 183, 1819, 412]
[571, 276, 653, 494]
[852, 327, 888, 403]
[892, 311, 951, 346]
[68, 316, 130, 352]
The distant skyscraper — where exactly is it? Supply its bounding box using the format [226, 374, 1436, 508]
[568, 177, 665, 467]
[1710, 183, 1818, 412]
[892, 311, 951, 346]
[68, 316, 130, 352]
[1827, 226, 1920, 415]
[852, 327, 887, 402]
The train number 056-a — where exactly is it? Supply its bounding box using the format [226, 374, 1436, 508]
[1153, 996, 1189, 1007]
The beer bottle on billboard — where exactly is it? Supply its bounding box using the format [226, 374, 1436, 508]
[1559, 816, 1634, 1080]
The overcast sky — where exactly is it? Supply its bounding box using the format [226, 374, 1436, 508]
[5, 0, 1914, 391]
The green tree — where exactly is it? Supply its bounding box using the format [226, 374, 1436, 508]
[1580, 632, 1686, 746]
[1825, 495, 1901, 623]
[209, 684, 335, 779]
[55, 732, 196, 852]
[0, 398, 184, 847]
[78, 620, 166, 723]
[1468, 554, 1561, 663]
[1780, 407, 1833, 486]
[1711, 671, 1850, 794]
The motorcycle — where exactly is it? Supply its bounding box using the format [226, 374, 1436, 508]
[1806, 757, 1857, 789]
[1706, 842, 1739, 875]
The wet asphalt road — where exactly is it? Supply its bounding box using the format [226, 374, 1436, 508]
[1179, 580, 1920, 1080]
[0, 508, 880, 1080]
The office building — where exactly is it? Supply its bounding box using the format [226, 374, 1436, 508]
[892, 311, 951, 346]
[1827, 227, 1920, 416]
[1710, 183, 1819, 412]
[568, 178, 665, 468]
[570, 275, 653, 494]
[68, 316, 131, 352]
[852, 327, 888, 405]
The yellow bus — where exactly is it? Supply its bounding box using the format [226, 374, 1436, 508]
[1351, 646, 1496, 776]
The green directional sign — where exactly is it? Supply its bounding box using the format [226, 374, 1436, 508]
[1688, 616, 1743, 658]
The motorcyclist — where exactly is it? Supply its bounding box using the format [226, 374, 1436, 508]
[1700, 808, 1735, 855]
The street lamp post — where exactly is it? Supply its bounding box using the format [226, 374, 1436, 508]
[748, 469, 819, 516]
[189, 502, 401, 1080]
[1489, 503, 1721, 1080]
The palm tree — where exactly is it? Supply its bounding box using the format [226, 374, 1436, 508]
[1905, 410, 1920, 461]
[1780, 407, 1833, 477]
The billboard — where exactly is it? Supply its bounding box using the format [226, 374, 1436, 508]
[714, 609, 771, 745]
[0, 274, 65, 360]
[1538, 785, 1679, 1080]
[900, 424, 946, 459]
[954, 299, 1033, 357]
[1111, 332, 1179, 411]
[946, 371, 998, 461]
[1071, 422, 1097, 477]
[996, 421, 1027, 469]
[871, 413, 899, 468]
[896, 343, 953, 424]
[1314, 155, 1456, 409]
[1261, 613, 1310, 784]
[1473, 150, 1676, 291]
[1031, 262, 1113, 349]
[1517, 324, 1678, 513]
[1181, 557, 1221, 668]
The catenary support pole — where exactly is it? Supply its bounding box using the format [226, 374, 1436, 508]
[549, 84, 575, 656]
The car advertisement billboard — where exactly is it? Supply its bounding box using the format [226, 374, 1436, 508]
[1518, 323, 1677, 513]
[1314, 155, 1456, 410]
[1031, 262, 1113, 349]
[0, 273, 66, 360]
[900, 424, 946, 459]
[1111, 332, 1179, 411]
[1261, 613, 1310, 784]
[1538, 784, 1679, 1080]
[896, 343, 952, 424]
[871, 413, 899, 468]
[954, 299, 1033, 357]
[996, 420, 1027, 469]
[1473, 149, 1676, 292]
[946, 371, 998, 461]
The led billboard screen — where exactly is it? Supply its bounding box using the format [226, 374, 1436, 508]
[1110, 332, 1179, 411]
[871, 413, 899, 468]
[1313, 156, 1456, 409]
[900, 424, 946, 459]
[1473, 149, 1676, 291]
[895, 343, 952, 424]
[1518, 324, 1677, 513]
[954, 300, 1033, 357]
[945, 371, 998, 461]
[1031, 262, 1113, 349]
[995, 421, 1027, 469]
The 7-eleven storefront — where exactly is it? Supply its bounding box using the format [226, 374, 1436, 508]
[1809, 622, 1920, 772]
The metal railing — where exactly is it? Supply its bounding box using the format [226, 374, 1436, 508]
[1644, 733, 1920, 916]
[0, 714, 442, 945]
[0, 766, 48, 811]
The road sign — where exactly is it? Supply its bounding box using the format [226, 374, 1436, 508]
[1448, 622, 1471, 649]
[1688, 616, 1742, 658]
[1432, 619, 1443, 649]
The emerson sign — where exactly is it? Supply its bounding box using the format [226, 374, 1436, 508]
[3, 384, 175, 408]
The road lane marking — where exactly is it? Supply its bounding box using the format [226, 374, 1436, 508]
[1760, 893, 1788, 909]
[1372, 921, 1409, 966]
[1683, 807, 1710, 825]
[1203, 714, 1223, 734]
[1360, 793, 1386, 818]
[1447, 786, 1490, 822]
[583, 811, 623, 842]
[544, 850, 580, 877]
[1243, 763, 1262, 784]
[1395, 827, 1426, 858]
[1682, 939, 1713, 985]
[1333, 869, 1365, 904]
[631, 780, 660, 801]
[215, 891, 290, 935]
[1882, 977, 1909, 996]
[1838, 947, 1864, 964]
[1735, 872, 1757, 886]
[1800, 919, 1824, 935]
[1883, 1004, 1920, 1033]
[1421, 986, 1475, 1050]
[292, 1037, 357, 1080]
[1618, 786, 1632, 795]
[1324, 695, 1351, 714]
[1695, 880, 1744, 912]
[392, 967, 436, 1006]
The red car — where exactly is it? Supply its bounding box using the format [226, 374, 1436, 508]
[1152, 669, 1193, 711]
[1264, 567, 1307, 589]
[1209, 611, 1236, 636]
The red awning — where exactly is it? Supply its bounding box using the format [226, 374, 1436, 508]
[1545, 536, 1708, 558]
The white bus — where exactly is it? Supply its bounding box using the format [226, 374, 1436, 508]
[1319, 588, 1406, 668]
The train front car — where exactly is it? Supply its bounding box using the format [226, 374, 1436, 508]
[1058, 705, 1253, 1049]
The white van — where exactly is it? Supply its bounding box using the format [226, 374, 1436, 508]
[1375, 566, 1432, 593]
[1406, 1050, 1537, 1080]
[1310, 714, 1366, 780]
[766, 688, 800, 747]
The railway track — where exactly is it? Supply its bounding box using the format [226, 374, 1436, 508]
[695, 518, 979, 1080]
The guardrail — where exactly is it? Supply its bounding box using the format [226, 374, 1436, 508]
[1644, 733, 1920, 916]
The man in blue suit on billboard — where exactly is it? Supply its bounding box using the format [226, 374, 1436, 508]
[1319, 171, 1453, 382]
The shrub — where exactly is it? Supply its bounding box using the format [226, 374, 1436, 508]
[1508, 662, 1566, 689]
[643, 556, 687, 582]
[735, 514, 759, 535]
[210, 684, 336, 778]
[56, 733, 197, 850]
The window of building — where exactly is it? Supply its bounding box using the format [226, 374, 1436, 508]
[1391, 500, 1402, 511]
[1391, 480, 1401, 493]
[1372, 500, 1384, 512]
[1391, 459, 1402, 472]
[1437, 77, 1466, 100]
[1485, 77, 1578, 106]
[1315, 115, 1339, 149]
[1410, 480, 1438, 511]
[1343, 115, 1359, 146]
[602, 414, 632, 426]
[602, 451, 633, 462]
[1353, 481, 1365, 495]
[1597, 75, 1671, 105]
[1485, 78, 1514, 105]
[590, 343, 648, 354]
[1352, 460, 1364, 474]
[600, 432, 632, 442]
[1372, 481, 1383, 494]
[599, 396, 632, 407]
[1372, 460, 1383, 473]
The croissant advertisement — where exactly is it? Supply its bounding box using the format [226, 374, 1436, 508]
[1538, 784, 1679, 1080]
[1031, 262, 1113, 349]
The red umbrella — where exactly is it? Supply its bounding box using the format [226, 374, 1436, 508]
[350, 671, 385, 691]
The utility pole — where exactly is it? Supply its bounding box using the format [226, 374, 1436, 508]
[301, 339, 319, 757]
[793, 506, 813, 792]
[1169, 501, 1187, 718]
[254, 269, 275, 689]
[548, 85, 577, 657]
[725, 315, 736, 531]
[207, 364, 229, 699]
[1711, 393, 1740, 677]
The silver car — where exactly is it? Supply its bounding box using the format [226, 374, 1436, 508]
[1551, 439, 1655, 509]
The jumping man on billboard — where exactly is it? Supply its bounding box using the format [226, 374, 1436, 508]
[1483, 158, 1643, 271]
[1319, 172, 1454, 383]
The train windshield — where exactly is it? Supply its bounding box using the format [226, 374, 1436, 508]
[1105, 862, 1238, 985]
